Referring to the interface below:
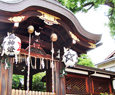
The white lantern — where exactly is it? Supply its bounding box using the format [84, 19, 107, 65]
[63, 48, 78, 67]
[1, 33, 21, 63]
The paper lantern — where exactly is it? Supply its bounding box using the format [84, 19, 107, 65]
[1, 33, 21, 63]
[51, 33, 58, 42]
[63, 48, 78, 67]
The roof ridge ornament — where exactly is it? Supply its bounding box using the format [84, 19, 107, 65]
[0, 0, 23, 3]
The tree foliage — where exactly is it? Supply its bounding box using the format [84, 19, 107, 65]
[77, 54, 94, 67]
[32, 72, 46, 91]
[12, 74, 24, 89]
[12, 72, 46, 91]
[58, 0, 115, 38]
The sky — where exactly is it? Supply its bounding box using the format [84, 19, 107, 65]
[75, 5, 115, 64]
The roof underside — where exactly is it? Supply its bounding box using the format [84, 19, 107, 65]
[0, 0, 102, 56]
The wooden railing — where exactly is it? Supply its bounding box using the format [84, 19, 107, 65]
[12, 89, 55, 95]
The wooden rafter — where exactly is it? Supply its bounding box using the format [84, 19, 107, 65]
[16, 34, 58, 50]
[71, 46, 86, 54]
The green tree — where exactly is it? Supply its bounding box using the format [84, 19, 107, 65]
[32, 72, 46, 91]
[58, 0, 115, 38]
[77, 54, 94, 67]
[12, 72, 46, 91]
[12, 74, 24, 89]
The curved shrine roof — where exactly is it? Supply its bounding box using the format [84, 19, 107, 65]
[0, 0, 102, 55]
[0, 0, 101, 41]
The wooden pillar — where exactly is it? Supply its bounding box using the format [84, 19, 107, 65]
[88, 72, 94, 94]
[55, 61, 60, 95]
[60, 62, 66, 95]
[59, 48, 66, 95]
[7, 58, 14, 95]
[29, 67, 32, 90]
[60, 76, 66, 95]
[0, 57, 13, 95]
[87, 76, 91, 94]
[24, 65, 27, 90]
[46, 68, 52, 92]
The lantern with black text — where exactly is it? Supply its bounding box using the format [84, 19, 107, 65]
[1, 33, 21, 63]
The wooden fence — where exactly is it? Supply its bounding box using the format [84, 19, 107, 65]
[12, 89, 55, 95]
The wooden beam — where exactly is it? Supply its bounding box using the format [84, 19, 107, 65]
[20, 49, 51, 59]
[61, 39, 72, 48]
[44, 25, 66, 42]
[28, 21, 66, 42]
[13, 71, 25, 75]
[20, 49, 59, 61]
[32, 69, 46, 75]
[16, 34, 59, 56]
[16, 34, 59, 50]
[59, 20, 97, 50]
[71, 45, 86, 54]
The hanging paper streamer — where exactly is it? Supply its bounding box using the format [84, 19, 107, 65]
[35, 57, 37, 69]
[30, 57, 37, 69]
[41, 58, 45, 69]
[63, 47, 78, 67]
[40, 58, 42, 69]
[5, 59, 8, 70]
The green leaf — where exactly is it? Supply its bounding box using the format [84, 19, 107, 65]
[77, 54, 94, 67]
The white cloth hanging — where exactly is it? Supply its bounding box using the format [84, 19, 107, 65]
[41, 58, 45, 69]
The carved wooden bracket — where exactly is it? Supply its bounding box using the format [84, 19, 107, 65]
[37, 10, 61, 25]
[8, 16, 25, 22]
[69, 31, 80, 42]
[88, 42, 96, 48]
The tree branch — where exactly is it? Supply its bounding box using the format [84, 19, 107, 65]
[105, 8, 115, 20]
[105, 0, 114, 8]
[82, 2, 95, 7]
[81, 2, 95, 11]
[87, 4, 95, 10]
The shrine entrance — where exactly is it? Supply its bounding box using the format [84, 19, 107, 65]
[0, 0, 103, 95]
[12, 53, 56, 92]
